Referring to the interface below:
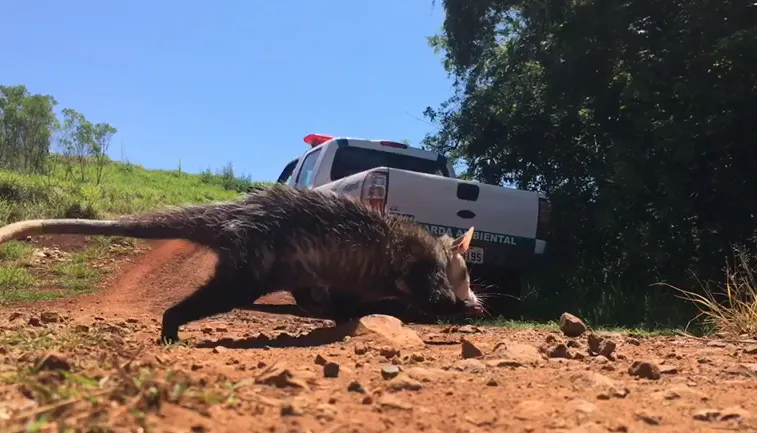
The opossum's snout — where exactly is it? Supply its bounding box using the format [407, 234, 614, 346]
[453, 299, 483, 317]
[397, 260, 482, 317]
[426, 280, 483, 316]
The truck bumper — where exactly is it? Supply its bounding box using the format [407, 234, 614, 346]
[469, 244, 547, 271]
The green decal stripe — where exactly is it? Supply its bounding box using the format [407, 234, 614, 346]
[417, 222, 535, 250]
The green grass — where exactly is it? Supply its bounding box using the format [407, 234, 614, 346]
[0, 288, 67, 304]
[437, 315, 682, 337]
[0, 264, 72, 303]
[0, 241, 35, 263]
[0, 243, 40, 303]
[0, 238, 138, 304]
[52, 261, 101, 292]
[0, 265, 37, 293]
[0, 155, 269, 225]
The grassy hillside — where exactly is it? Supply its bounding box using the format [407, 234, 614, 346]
[0, 156, 270, 225]
[0, 155, 271, 304]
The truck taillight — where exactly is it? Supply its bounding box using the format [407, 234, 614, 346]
[536, 197, 550, 239]
[361, 172, 388, 211]
[380, 140, 408, 149]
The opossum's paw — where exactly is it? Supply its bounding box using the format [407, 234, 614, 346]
[159, 333, 181, 346]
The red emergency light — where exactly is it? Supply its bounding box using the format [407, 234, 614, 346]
[303, 134, 334, 147]
[303, 133, 409, 150]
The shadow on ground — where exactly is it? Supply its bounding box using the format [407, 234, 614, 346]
[239, 301, 461, 326]
[194, 320, 364, 349]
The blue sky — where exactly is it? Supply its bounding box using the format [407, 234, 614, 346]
[1, 1, 454, 182]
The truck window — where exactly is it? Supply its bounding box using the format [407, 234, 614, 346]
[277, 158, 299, 184]
[294, 148, 322, 188]
[330, 146, 449, 181]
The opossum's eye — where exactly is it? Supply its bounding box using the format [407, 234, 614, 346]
[450, 226, 475, 254]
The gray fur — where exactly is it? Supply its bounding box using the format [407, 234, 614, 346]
[0, 184, 482, 342]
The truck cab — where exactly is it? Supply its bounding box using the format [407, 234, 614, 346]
[281, 133, 454, 188]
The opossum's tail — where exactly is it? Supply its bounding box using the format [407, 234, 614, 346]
[0, 204, 230, 247]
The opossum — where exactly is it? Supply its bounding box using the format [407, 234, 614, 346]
[0, 184, 484, 343]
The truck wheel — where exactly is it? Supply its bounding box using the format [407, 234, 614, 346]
[471, 265, 523, 319]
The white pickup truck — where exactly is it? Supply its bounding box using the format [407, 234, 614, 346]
[274, 133, 550, 316]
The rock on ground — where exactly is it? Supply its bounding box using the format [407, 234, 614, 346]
[559, 312, 587, 337]
[338, 314, 425, 349]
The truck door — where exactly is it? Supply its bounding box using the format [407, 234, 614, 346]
[292, 147, 323, 189]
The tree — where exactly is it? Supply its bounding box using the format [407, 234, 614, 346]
[58, 108, 94, 182]
[1, 84, 120, 186]
[0, 85, 59, 173]
[91, 122, 117, 185]
[423, 0, 757, 325]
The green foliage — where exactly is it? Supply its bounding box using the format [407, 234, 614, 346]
[424, 0, 757, 327]
[199, 161, 255, 193]
[0, 85, 59, 174]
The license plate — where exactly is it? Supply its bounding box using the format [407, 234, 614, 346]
[462, 246, 484, 264]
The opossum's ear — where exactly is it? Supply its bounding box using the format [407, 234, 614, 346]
[451, 227, 474, 254]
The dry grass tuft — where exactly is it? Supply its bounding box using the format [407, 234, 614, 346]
[663, 247, 757, 337]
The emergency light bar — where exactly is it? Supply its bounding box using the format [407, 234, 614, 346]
[303, 134, 334, 147]
[302, 133, 409, 150]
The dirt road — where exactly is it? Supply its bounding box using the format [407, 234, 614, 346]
[1, 238, 756, 433]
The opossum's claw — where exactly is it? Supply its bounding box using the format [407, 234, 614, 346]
[159, 333, 180, 346]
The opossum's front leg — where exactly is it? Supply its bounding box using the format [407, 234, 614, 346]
[289, 287, 362, 323]
[160, 268, 260, 344]
[326, 291, 410, 325]
[327, 291, 367, 325]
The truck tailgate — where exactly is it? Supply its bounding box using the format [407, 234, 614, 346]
[384, 169, 538, 248]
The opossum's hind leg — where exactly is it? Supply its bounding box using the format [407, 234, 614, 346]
[289, 288, 366, 324]
[291, 287, 330, 316]
[160, 270, 261, 344]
